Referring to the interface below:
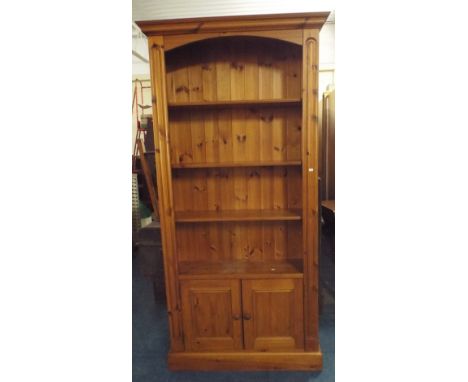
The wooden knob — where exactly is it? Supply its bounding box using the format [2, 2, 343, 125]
[243, 313, 251, 320]
[232, 314, 241, 320]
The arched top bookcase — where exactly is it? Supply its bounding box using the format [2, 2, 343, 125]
[136, 12, 329, 372]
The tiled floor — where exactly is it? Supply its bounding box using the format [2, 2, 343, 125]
[133, 254, 335, 382]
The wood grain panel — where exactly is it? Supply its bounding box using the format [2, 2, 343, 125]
[180, 279, 242, 351]
[165, 37, 302, 104]
[178, 259, 303, 279]
[272, 44, 287, 98]
[215, 40, 231, 101]
[172, 50, 190, 103]
[190, 111, 205, 163]
[230, 43, 247, 271]
[217, 110, 233, 162]
[258, 41, 274, 99]
[176, 221, 302, 262]
[169, 107, 301, 166]
[242, 279, 304, 351]
[172, 166, 301, 212]
[163, 30, 303, 51]
[168, 351, 323, 371]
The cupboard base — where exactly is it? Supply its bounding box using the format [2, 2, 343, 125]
[168, 350, 323, 371]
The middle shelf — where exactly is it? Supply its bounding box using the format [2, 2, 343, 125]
[175, 209, 302, 223]
[171, 160, 302, 169]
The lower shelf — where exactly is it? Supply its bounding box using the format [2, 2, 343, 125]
[168, 351, 323, 371]
[178, 260, 303, 279]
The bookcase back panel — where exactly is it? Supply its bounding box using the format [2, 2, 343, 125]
[165, 37, 302, 103]
[176, 221, 302, 262]
[169, 107, 302, 165]
[172, 166, 302, 212]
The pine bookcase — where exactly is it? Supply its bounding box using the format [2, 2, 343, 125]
[137, 12, 329, 371]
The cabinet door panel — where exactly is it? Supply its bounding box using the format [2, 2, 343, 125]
[242, 278, 304, 351]
[180, 279, 242, 351]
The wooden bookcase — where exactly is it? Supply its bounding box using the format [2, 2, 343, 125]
[137, 12, 329, 371]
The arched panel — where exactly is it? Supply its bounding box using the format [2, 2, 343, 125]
[164, 30, 302, 51]
[165, 36, 302, 103]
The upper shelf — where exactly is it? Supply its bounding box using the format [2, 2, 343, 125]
[171, 160, 301, 169]
[175, 209, 302, 223]
[168, 98, 301, 110]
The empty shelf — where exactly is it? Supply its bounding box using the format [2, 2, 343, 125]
[178, 260, 303, 279]
[172, 160, 301, 169]
[168, 98, 302, 109]
[175, 209, 302, 223]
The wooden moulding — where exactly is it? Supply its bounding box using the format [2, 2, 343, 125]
[168, 351, 323, 371]
[137, 12, 330, 36]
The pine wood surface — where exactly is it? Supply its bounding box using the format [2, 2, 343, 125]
[163, 29, 303, 51]
[178, 259, 303, 279]
[148, 36, 184, 351]
[172, 166, 302, 212]
[175, 221, 302, 262]
[168, 351, 323, 371]
[171, 160, 301, 169]
[302, 29, 320, 352]
[175, 209, 301, 222]
[136, 12, 329, 36]
[180, 279, 243, 351]
[242, 278, 304, 351]
[168, 98, 301, 108]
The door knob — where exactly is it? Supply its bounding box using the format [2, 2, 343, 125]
[232, 314, 241, 320]
[243, 313, 251, 320]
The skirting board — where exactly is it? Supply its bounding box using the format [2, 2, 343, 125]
[168, 351, 323, 371]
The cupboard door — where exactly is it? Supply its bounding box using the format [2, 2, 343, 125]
[180, 279, 243, 351]
[242, 278, 304, 351]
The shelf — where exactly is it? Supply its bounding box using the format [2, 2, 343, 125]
[178, 260, 303, 279]
[168, 98, 302, 109]
[175, 209, 302, 223]
[171, 160, 301, 169]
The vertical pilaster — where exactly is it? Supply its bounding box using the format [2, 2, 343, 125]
[302, 29, 320, 351]
[148, 35, 184, 351]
